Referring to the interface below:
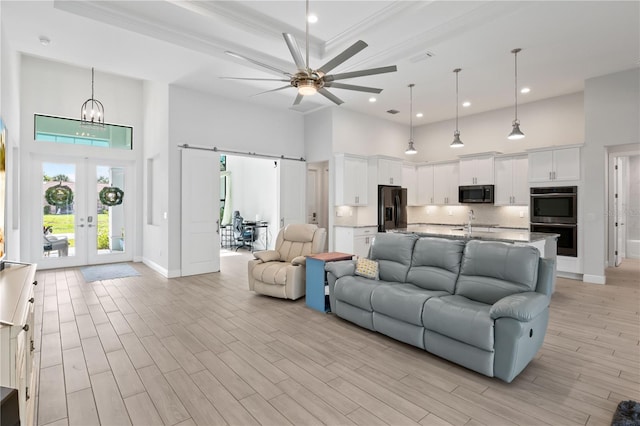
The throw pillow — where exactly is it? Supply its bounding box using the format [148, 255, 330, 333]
[355, 258, 379, 280]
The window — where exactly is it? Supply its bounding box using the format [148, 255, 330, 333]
[34, 114, 133, 150]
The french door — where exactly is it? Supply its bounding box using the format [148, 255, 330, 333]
[32, 155, 133, 269]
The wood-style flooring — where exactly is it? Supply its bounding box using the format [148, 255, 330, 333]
[33, 252, 640, 426]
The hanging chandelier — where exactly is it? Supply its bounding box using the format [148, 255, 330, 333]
[405, 83, 417, 155]
[450, 68, 464, 148]
[80, 67, 105, 128]
[508, 48, 525, 140]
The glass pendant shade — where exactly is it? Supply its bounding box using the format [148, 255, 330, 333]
[508, 120, 525, 140]
[450, 130, 464, 148]
[405, 140, 417, 155]
[405, 83, 417, 155]
[80, 67, 105, 128]
[508, 48, 524, 140]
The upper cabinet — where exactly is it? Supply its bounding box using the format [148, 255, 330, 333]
[528, 146, 581, 183]
[459, 153, 497, 185]
[494, 154, 529, 205]
[371, 157, 402, 186]
[402, 163, 419, 206]
[433, 162, 459, 205]
[416, 164, 434, 205]
[335, 154, 368, 206]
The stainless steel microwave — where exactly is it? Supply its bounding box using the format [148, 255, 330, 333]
[458, 185, 494, 204]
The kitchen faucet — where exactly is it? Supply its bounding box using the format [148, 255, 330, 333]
[467, 209, 475, 234]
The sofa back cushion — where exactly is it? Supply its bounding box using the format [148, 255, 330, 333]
[407, 237, 465, 293]
[455, 240, 540, 305]
[369, 233, 418, 283]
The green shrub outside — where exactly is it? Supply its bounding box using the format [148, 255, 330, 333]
[43, 213, 110, 248]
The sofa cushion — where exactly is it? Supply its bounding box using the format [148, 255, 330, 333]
[407, 237, 465, 293]
[334, 275, 388, 311]
[251, 261, 288, 285]
[455, 240, 540, 305]
[423, 295, 494, 351]
[369, 233, 418, 283]
[355, 258, 379, 280]
[371, 283, 448, 326]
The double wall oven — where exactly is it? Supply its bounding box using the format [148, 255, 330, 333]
[530, 186, 578, 257]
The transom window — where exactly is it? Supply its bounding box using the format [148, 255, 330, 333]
[34, 114, 133, 150]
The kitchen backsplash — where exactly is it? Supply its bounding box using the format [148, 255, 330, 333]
[408, 204, 530, 228]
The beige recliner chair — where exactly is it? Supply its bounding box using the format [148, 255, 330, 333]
[248, 224, 327, 300]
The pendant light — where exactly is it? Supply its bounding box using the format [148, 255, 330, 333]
[80, 67, 105, 128]
[508, 48, 525, 140]
[450, 68, 464, 148]
[405, 83, 417, 155]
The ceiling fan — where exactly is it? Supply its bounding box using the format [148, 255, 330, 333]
[221, 0, 397, 106]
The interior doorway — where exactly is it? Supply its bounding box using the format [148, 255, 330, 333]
[306, 161, 329, 231]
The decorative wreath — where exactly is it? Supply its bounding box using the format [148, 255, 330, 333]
[99, 186, 124, 206]
[45, 183, 74, 206]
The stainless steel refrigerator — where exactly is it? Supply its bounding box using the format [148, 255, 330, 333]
[378, 185, 407, 232]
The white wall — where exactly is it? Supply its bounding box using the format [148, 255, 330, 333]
[413, 92, 584, 162]
[304, 108, 332, 163]
[627, 155, 640, 242]
[18, 56, 143, 263]
[584, 68, 640, 283]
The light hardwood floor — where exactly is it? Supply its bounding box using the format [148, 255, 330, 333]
[33, 252, 639, 426]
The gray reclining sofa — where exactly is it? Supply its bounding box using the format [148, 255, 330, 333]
[325, 233, 555, 383]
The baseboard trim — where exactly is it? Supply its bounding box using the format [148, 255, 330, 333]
[557, 271, 583, 281]
[142, 258, 169, 278]
[583, 274, 606, 285]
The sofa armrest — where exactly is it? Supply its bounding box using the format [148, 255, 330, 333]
[324, 260, 356, 279]
[253, 250, 280, 263]
[291, 256, 306, 266]
[490, 292, 549, 321]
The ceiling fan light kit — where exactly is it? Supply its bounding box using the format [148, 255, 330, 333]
[508, 48, 525, 140]
[405, 83, 417, 155]
[221, 0, 397, 106]
[450, 68, 464, 148]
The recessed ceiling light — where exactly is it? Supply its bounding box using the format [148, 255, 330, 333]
[462, 101, 471, 107]
[520, 87, 531, 94]
[416, 113, 423, 118]
[307, 14, 318, 23]
[369, 97, 376, 103]
[39, 36, 51, 46]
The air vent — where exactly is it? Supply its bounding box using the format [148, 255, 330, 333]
[387, 109, 400, 114]
[409, 51, 435, 63]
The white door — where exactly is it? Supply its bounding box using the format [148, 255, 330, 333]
[306, 168, 318, 224]
[34, 155, 134, 269]
[278, 160, 306, 228]
[181, 149, 220, 276]
[614, 157, 625, 266]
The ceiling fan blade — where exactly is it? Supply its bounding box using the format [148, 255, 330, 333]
[251, 85, 291, 97]
[324, 82, 383, 94]
[318, 40, 368, 75]
[318, 88, 344, 105]
[220, 77, 290, 82]
[283, 33, 306, 71]
[225, 51, 292, 76]
[324, 65, 398, 82]
[293, 94, 303, 106]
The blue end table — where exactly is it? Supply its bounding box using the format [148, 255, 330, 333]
[306, 252, 353, 313]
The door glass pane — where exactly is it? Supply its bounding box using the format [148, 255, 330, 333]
[43, 163, 75, 257]
[97, 166, 125, 254]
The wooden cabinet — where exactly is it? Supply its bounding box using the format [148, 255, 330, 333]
[528, 146, 580, 183]
[334, 226, 377, 258]
[433, 162, 459, 205]
[416, 164, 434, 205]
[494, 154, 529, 205]
[371, 157, 402, 186]
[402, 163, 418, 206]
[459, 154, 496, 185]
[0, 262, 38, 426]
[335, 154, 368, 206]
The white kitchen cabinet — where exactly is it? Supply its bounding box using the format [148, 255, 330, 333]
[495, 154, 529, 205]
[528, 146, 580, 183]
[334, 226, 377, 258]
[402, 164, 418, 206]
[0, 262, 38, 426]
[433, 162, 459, 205]
[459, 154, 496, 185]
[371, 156, 402, 186]
[416, 164, 434, 205]
[335, 154, 368, 206]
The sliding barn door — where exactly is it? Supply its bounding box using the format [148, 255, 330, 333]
[278, 159, 306, 228]
[181, 149, 220, 276]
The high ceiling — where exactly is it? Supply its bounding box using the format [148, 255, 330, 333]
[2, 1, 639, 124]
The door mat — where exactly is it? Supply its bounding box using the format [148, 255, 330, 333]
[80, 263, 140, 283]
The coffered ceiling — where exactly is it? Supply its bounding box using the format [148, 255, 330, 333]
[2, 1, 639, 124]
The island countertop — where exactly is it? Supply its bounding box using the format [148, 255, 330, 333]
[392, 226, 559, 243]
